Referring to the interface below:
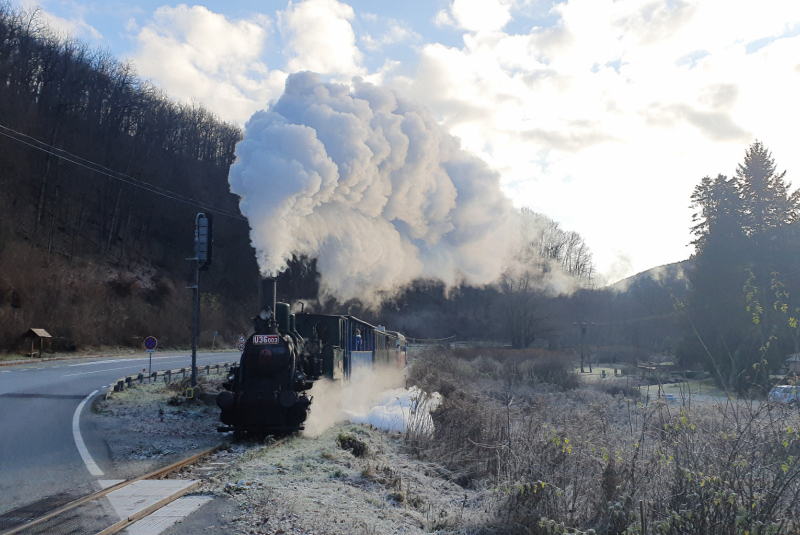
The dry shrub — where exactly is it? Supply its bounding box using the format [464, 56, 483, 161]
[596, 378, 642, 399]
[337, 430, 369, 457]
[409, 348, 800, 534]
[0, 242, 248, 352]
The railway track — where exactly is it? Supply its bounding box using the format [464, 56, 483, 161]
[0, 444, 228, 535]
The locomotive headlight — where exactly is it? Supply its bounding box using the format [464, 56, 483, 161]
[228, 373, 235, 382]
[260, 308, 272, 320]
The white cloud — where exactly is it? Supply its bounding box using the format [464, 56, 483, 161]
[450, 0, 513, 32]
[18, 0, 102, 40]
[388, 0, 800, 282]
[279, 0, 365, 77]
[362, 20, 421, 51]
[129, 5, 285, 123]
[433, 9, 456, 28]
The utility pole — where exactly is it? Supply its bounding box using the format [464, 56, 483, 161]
[574, 320, 595, 373]
[188, 213, 213, 389]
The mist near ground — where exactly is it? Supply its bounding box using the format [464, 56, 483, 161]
[303, 365, 405, 436]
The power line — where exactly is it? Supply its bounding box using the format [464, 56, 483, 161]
[0, 122, 248, 221]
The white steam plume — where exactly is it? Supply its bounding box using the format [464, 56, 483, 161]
[229, 71, 514, 302]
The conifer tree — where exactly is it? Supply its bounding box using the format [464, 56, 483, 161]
[736, 140, 800, 237]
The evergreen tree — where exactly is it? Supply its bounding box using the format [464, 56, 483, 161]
[689, 173, 743, 253]
[683, 142, 800, 392]
[736, 140, 800, 237]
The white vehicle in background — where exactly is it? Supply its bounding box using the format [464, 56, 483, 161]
[769, 385, 800, 406]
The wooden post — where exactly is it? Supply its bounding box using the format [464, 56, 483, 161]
[40, 337, 44, 358]
[640, 500, 645, 533]
[31, 339, 35, 358]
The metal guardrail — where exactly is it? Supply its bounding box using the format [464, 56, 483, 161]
[106, 362, 236, 399]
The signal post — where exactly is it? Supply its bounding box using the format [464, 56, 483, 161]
[188, 213, 213, 389]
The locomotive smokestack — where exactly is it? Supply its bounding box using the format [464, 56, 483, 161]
[260, 277, 276, 315]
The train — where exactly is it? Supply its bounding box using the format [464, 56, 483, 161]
[216, 278, 407, 434]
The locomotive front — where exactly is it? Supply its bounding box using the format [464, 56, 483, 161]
[216, 278, 322, 434]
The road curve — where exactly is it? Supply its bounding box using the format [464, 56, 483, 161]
[0, 351, 237, 515]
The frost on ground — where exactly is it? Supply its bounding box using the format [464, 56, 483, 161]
[91, 367, 487, 534]
[90, 377, 224, 478]
[197, 424, 493, 535]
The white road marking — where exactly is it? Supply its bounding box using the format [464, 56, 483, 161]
[127, 496, 211, 535]
[105, 479, 197, 519]
[63, 365, 150, 377]
[62, 357, 232, 377]
[67, 354, 231, 368]
[72, 390, 104, 476]
[69, 358, 146, 367]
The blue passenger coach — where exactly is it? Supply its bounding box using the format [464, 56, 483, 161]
[294, 313, 407, 381]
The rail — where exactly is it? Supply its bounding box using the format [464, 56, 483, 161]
[0, 445, 222, 535]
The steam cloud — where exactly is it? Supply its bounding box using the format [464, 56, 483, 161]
[229, 72, 514, 301]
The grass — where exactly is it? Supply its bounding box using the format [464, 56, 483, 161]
[646, 378, 729, 399]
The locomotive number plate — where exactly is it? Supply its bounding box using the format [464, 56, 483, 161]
[253, 334, 280, 345]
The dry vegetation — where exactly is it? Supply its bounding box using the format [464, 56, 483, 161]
[90, 375, 227, 477]
[0, 242, 247, 353]
[406, 348, 800, 534]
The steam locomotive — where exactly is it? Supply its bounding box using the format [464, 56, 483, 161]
[216, 278, 407, 434]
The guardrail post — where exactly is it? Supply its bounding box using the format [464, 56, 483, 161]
[151, 372, 157, 382]
[138, 373, 144, 384]
[205, 365, 210, 376]
[165, 370, 171, 383]
[181, 368, 186, 379]
[115, 380, 124, 392]
[125, 377, 132, 388]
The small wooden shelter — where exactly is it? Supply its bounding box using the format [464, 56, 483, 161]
[23, 328, 51, 358]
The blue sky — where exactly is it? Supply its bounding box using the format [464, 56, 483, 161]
[11, 0, 800, 283]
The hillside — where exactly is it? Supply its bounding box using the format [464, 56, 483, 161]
[609, 259, 693, 293]
[0, 5, 259, 351]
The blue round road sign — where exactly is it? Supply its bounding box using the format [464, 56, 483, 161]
[144, 336, 157, 350]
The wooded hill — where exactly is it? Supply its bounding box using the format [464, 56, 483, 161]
[0, 4, 259, 350]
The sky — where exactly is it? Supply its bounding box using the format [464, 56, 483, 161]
[12, 0, 800, 283]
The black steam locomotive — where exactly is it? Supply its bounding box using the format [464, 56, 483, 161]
[217, 278, 407, 434]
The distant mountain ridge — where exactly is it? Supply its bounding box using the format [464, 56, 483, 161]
[610, 259, 694, 293]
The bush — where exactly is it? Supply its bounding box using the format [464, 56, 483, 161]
[337, 431, 368, 457]
[408, 348, 800, 534]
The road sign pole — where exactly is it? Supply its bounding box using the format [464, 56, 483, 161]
[143, 337, 157, 383]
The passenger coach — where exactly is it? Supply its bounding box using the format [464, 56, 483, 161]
[294, 313, 407, 381]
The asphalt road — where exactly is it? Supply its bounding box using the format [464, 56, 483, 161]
[0, 351, 238, 515]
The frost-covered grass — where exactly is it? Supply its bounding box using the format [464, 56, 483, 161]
[406, 348, 800, 535]
[200, 425, 493, 535]
[91, 376, 224, 477]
